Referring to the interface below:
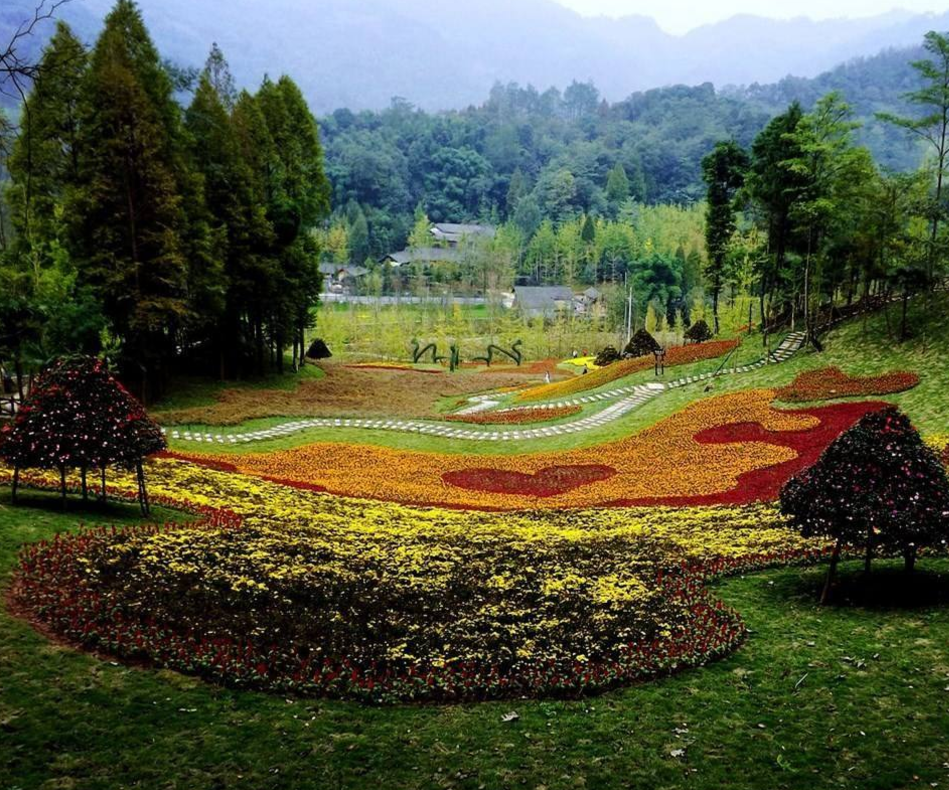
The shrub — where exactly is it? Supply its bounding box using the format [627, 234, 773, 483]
[0, 356, 165, 510]
[622, 329, 660, 359]
[684, 320, 713, 344]
[780, 407, 949, 603]
[594, 346, 621, 366]
[306, 338, 332, 359]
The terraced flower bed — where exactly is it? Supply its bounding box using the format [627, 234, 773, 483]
[6, 462, 827, 703]
[171, 390, 885, 510]
[515, 340, 739, 403]
[154, 364, 541, 426]
[444, 404, 582, 425]
[776, 367, 920, 402]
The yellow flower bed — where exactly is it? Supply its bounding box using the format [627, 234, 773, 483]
[6, 460, 826, 702]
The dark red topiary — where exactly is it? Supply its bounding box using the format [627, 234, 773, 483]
[0, 356, 166, 510]
[780, 406, 949, 602]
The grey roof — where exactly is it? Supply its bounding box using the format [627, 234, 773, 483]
[514, 286, 574, 312]
[584, 287, 601, 300]
[319, 263, 369, 277]
[430, 223, 496, 243]
[383, 247, 463, 266]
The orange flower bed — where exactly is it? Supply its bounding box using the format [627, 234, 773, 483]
[776, 367, 920, 403]
[444, 404, 582, 425]
[515, 340, 739, 403]
[174, 389, 882, 510]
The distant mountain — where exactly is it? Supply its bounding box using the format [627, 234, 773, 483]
[3, 0, 949, 112]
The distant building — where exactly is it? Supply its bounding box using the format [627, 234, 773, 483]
[429, 223, 496, 247]
[319, 263, 369, 292]
[381, 247, 463, 268]
[382, 223, 495, 268]
[514, 286, 575, 318]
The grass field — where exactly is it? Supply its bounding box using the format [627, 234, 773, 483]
[4, 489, 949, 789]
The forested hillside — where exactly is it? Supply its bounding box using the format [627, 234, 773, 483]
[322, 44, 927, 259]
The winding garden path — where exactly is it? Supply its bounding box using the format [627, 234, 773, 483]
[166, 332, 806, 446]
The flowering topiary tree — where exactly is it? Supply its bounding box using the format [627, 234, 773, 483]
[684, 320, 713, 344]
[0, 356, 166, 513]
[622, 329, 660, 359]
[781, 407, 949, 604]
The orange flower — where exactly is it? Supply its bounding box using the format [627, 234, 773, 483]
[177, 389, 868, 510]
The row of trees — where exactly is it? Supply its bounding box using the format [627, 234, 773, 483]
[702, 32, 949, 339]
[0, 1, 331, 398]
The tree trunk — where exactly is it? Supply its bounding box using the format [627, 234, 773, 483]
[11, 465, 19, 503]
[81, 467, 88, 502]
[100, 466, 107, 502]
[865, 526, 873, 575]
[904, 545, 917, 574]
[821, 540, 842, 606]
[900, 288, 910, 342]
[59, 465, 67, 509]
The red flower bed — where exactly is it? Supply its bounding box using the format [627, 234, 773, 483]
[445, 405, 582, 425]
[443, 464, 617, 498]
[776, 367, 919, 402]
[619, 401, 889, 507]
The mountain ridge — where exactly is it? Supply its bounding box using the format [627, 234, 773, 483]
[3, 0, 948, 112]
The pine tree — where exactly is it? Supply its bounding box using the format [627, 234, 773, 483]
[701, 140, 749, 335]
[71, 0, 192, 397]
[7, 22, 87, 273]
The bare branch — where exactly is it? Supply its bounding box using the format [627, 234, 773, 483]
[0, 0, 72, 85]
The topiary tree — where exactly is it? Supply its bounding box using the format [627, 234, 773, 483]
[594, 346, 621, 367]
[622, 329, 660, 359]
[781, 407, 949, 604]
[0, 356, 166, 513]
[306, 339, 332, 360]
[684, 320, 713, 344]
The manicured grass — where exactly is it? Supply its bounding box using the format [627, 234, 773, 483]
[3, 491, 949, 788]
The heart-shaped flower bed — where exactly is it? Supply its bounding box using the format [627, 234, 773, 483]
[443, 464, 616, 497]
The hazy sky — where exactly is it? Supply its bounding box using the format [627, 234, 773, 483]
[554, 1, 949, 34]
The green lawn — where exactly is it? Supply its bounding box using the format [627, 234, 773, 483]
[4, 489, 949, 789]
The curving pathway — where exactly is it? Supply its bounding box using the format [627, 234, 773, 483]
[165, 332, 806, 446]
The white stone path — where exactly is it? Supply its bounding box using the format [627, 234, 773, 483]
[166, 332, 806, 446]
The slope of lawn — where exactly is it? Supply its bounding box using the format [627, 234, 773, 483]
[3, 487, 949, 789]
[162, 293, 949, 455]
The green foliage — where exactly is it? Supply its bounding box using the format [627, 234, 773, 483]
[622, 328, 660, 358]
[0, 1, 331, 391]
[702, 140, 749, 333]
[684, 320, 713, 343]
[594, 345, 621, 366]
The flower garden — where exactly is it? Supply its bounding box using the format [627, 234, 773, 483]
[3, 329, 947, 716]
[5, 461, 830, 703]
[170, 389, 884, 509]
